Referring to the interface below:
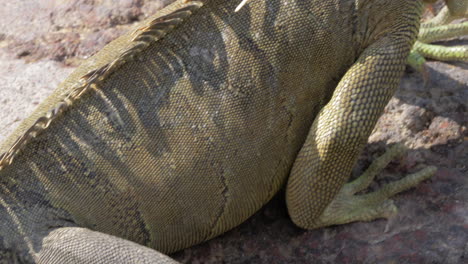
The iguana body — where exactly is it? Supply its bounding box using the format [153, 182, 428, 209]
[0, 0, 464, 263]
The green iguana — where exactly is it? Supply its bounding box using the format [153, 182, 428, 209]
[0, 0, 467, 263]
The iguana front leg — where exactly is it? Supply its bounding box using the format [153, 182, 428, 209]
[36, 227, 178, 264]
[409, 0, 468, 71]
[285, 2, 435, 229]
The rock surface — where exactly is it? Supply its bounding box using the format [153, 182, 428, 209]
[0, 1, 466, 263]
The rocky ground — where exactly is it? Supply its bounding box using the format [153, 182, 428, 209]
[0, 1, 466, 263]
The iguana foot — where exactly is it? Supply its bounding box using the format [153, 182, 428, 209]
[311, 144, 436, 228]
[408, 3, 468, 71]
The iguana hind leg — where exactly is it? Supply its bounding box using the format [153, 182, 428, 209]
[285, 1, 435, 229]
[36, 227, 178, 264]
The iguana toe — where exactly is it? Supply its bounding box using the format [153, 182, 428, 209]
[309, 144, 436, 229]
[409, 2, 468, 72]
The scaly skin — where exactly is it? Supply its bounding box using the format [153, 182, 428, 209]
[0, 0, 438, 263]
[408, 0, 468, 71]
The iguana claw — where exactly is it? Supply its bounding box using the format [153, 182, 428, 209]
[235, 0, 250, 12]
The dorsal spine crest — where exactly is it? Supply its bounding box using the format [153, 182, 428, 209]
[0, 1, 204, 170]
